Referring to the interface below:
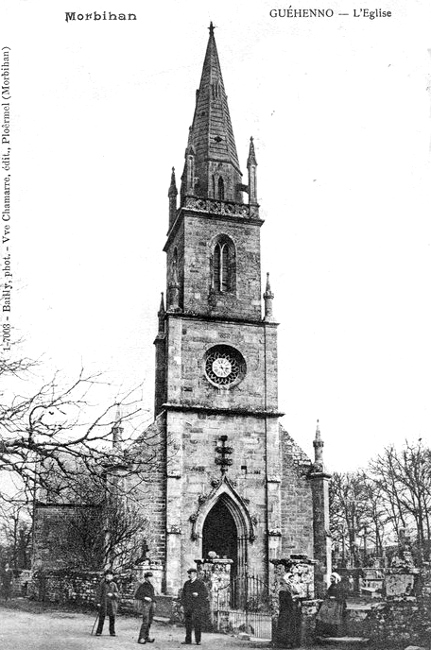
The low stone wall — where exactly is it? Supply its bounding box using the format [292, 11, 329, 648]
[298, 599, 320, 646]
[29, 567, 174, 618]
[270, 590, 431, 646]
[345, 597, 431, 646]
[29, 570, 106, 608]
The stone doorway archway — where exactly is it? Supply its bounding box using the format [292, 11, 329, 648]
[192, 478, 254, 578]
[202, 498, 238, 574]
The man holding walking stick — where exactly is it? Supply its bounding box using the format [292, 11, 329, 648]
[95, 570, 119, 637]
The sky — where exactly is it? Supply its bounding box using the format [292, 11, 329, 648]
[1, 0, 431, 472]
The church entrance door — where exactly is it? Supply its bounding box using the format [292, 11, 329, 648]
[202, 498, 238, 575]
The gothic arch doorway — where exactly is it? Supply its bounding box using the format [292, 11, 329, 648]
[202, 498, 238, 575]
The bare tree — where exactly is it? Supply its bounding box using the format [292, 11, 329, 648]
[330, 471, 387, 566]
[0, 355, 161, 502]
[41, 474, 151, 571]
[369, 440, 431, 564]
[0, 497, 32, 569]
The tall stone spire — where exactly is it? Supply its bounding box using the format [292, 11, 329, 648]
[180, 23, 243, 203]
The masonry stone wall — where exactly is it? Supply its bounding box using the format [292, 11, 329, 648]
[346, 598, 431, 646]
[165, 316, 278, 412]
[29, 565, 166, 614]
[32, 505, 102, 571]
[130, 413, 167, 567]
[146, 406, 315, 594]
[180, 213, 263, 320]
[280, 426, 314, 559]
[164, 409, 269, 580]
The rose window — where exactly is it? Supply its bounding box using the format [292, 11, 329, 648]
[204, 345, 246, 387]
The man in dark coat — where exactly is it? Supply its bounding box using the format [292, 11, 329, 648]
[95, 570, 119, 636]
[134, 571, 156, 644]
[1, 563, 13, 600]
[181, 568, 208, 645]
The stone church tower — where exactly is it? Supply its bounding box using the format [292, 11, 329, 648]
[145, 24, 327, 595]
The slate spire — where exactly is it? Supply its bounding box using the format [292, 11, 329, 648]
[180, 23, 243, 204]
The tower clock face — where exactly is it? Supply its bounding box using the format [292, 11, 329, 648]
[205, 345, 246, 387]
[212, 357, 232, 378]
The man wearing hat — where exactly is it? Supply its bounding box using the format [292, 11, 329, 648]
[95, 570, 119, 636]
[134, 571, 156, 644]
[181, 568, 208, 645]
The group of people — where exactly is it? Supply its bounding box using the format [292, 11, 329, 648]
[96, 567, 346, 646]
[274, 571, 347, 647]
[95, 567, 208, 645]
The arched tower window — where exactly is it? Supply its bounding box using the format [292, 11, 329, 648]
[217, 177, 225, 201]
[213, 236, 235, 293]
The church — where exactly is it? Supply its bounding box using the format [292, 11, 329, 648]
[134, 23, 331, 597]
[32, 24, 331, 601]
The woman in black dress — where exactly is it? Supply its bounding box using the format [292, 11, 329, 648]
[275, 573, 301, 648]
[316, 572, 346, 637]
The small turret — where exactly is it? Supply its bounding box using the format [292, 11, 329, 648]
[157, 292, 166, 334]
[263, 273, 275, 322]
[168, 168, 178, 227]
[247, 137, 258, 205]
[112, 405, 123, 449]
[313, 419, 325, 472]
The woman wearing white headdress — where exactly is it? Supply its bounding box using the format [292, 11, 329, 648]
[315, 572, 346, 637]
[274, 569, 301, 648]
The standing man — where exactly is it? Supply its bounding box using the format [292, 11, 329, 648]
[134, 571, 156, 644]
[181, 568, 208, 645]
[95, 570, 119, 637]
[1, 563, 13, 600]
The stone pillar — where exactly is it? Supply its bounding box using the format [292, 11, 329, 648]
[265, 414, 282, 574]
[309, 422, 332, 598]
[165, 408, 184, 595]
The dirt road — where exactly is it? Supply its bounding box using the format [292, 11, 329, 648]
[0, 608, 269, 650]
